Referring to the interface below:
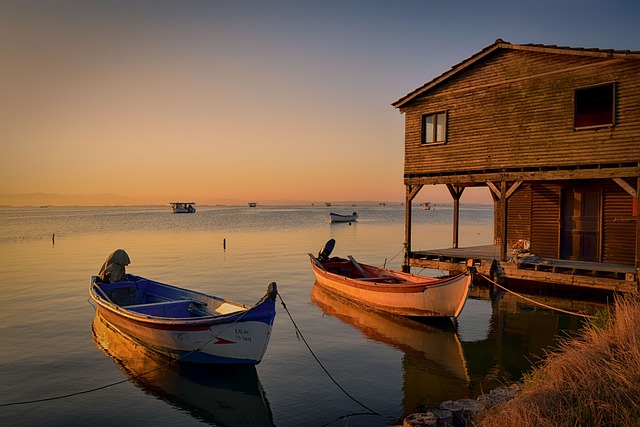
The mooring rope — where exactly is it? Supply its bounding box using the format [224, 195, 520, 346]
[0, 294, 259, 407]
[479, 272, 595, 319]
[277, 293, 383, 419]
[382, 246, 404, 268]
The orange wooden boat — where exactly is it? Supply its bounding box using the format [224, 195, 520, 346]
[309, 239, 473, 318]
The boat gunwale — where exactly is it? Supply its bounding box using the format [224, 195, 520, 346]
[310, 258, 469, 294]
[90, 276, 274, 328]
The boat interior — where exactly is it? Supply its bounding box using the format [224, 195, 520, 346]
[93, 277, 245, 318]
[322, 257, 404, 284]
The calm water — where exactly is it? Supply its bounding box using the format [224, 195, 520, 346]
[0, 205, 604, 426]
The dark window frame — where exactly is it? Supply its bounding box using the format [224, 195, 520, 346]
[574, 83, 616, 130]
[421, 111, 447, 145]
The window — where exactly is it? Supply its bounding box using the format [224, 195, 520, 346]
[574, 83, 615, 129]
[422, 112, 447, 144]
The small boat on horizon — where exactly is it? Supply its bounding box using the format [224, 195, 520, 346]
[330, 211, 358, 223]
[90, 251, 277, 364]
[170, 202, 196, 213]
[422, 202, 432, 210]
[308, 239, 473, 318]
[248, 202, 257, 207]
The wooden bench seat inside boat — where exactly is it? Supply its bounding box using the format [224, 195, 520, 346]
[357, 276, 403, 283]
[126, 299, 200, 317]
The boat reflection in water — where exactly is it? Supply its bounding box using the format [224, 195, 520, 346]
[311, 284, 470, 411]
[92, 313, 275, 427]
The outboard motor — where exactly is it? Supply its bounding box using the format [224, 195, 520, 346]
[318, 239, 336, 262]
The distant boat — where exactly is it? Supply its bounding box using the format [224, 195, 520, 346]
[308, 239, 473, 318]
[379, 202, 386, 206]
[422, 202, 432, 210]
[170, 202, 196, 213]
[90, 270, 278, 364]
[330, 211, 358, 223]
[325, 202, 332, 207]
[248, 202, 257, 207]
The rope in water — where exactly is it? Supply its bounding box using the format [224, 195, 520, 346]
[277, 293, 383, 419]
[0, 295, 256, 407]
[479, 272, 595, 319]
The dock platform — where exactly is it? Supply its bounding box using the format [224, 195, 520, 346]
[410, 245, 639, 294]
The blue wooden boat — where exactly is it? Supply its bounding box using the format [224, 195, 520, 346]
[90, 274, 277, 364]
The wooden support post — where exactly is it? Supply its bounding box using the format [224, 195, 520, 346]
[446, 184, 465, 249]
[404, 184, 422, 272]
[500, 181, 508, 261]
[487, 180, 522, 262]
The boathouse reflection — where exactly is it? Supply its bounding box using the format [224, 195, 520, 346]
[311, 283, 605, 415]
[91, 313, 275, 427]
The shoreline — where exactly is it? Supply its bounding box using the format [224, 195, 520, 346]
[400, 297, 640, 426]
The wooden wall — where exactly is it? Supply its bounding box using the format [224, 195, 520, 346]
[602, 179, 636, 265]
[501, 179, 636, 265]
[400, 50, 640, 176]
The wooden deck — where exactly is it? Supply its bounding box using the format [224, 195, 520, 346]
[410, 245, 639, 294]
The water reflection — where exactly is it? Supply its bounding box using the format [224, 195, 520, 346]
[91, 313, 275, 427]
[459, 286, 606, 398]
[311, 283, 607, 415]
[310, 284, 470, 412]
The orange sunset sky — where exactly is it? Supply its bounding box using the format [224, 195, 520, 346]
[2, 1, 639, 206]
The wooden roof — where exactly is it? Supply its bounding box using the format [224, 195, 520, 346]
[392, 39, 640, 109]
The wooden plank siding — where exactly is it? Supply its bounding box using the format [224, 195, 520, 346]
[602, 179, 636, 265]
[506, 183, 532, 247]
[397, 41, 640, 293]
[399, 50, 640, 177]
[494, 179, 636, 265]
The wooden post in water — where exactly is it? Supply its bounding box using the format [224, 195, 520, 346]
[447, 184, 464, 249]
[404, 184, 423, 272]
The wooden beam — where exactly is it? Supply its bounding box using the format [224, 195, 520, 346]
[486, 181, 501, 198]
[405, 166, 640, 186]
[407, 184, 423, 202]
[446, 183, 464, 200]
[613, 177, 637, 198]
[505, 180, 523, 199]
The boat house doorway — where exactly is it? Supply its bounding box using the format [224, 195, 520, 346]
[560, 186, 601, 262]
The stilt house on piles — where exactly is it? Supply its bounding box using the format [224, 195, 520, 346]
[392, 39, 640, 295]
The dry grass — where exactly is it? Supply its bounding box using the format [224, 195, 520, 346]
[476, 297, 640, 427]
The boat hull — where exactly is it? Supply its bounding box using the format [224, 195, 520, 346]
[310, 257, 471, 317]
[330, 212, 358, 223]
[90, 276, 276, 364]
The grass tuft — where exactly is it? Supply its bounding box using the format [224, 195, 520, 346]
[476, 296, 640, 427]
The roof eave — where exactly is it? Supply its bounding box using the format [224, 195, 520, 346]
[392, 40, 640, 110]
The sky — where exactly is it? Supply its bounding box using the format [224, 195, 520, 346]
[1, 0, 639, 206]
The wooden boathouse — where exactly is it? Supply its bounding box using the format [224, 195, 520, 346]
[392, 39, 640, 295]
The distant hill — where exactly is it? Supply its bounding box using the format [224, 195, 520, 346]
[0, 193, 407, 207]
[0, 193, 490, 207]
[0, 193, 140, 206]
